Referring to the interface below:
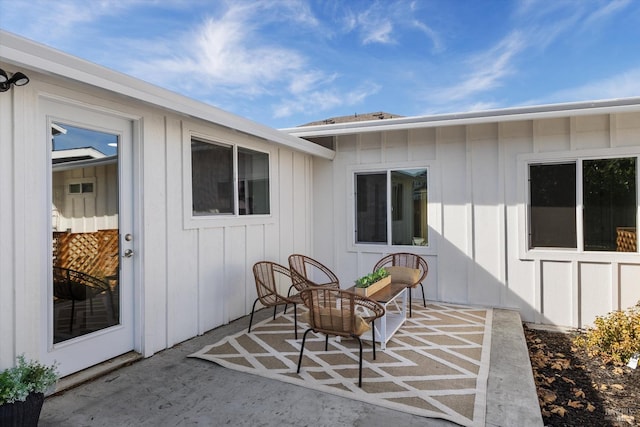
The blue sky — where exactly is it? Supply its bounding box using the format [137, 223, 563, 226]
[1, 0, 639, 128]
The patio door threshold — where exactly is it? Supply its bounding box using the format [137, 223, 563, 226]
[51, 351, 142, 395]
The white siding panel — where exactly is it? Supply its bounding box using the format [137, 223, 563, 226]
[438, 127, 469, 303]
[313, 158, 335, 267]
[579, 262, 612, 327]
[332, 135, 356, 277]
[292, 152, 310, 255]
[615, 112, 640, 147]
[359, 133, 382, 164]
[0, 92, 16, 366]
[197, 227, 225, 333]
[423, 254, 438, 301]
[408, 127, 436, 160]
[469, 135, 502, 306]
[166, 117, 199, 346]
[142, 113, 169, 354]
[619, 263, 640, 310]
[245, 224, 266, 296]
[225, 226, 248, 321]
[541, 261, 573, 326]
[383, 130, 408, 162]
[502, 121, 537, 320]
[534, 118, 570, 152]
[279, 150, 296, 255]
[264, 222, 280, 262]
[574, 115, 610, 150]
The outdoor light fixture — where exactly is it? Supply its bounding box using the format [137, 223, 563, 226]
[0, 68, 30, 92]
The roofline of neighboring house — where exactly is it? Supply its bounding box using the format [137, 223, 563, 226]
[281, 97, 640, 138]
[0, 30, 335, 160]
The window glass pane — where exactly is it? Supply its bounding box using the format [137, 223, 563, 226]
[81, 182, 94, 193]
[583, 158, 637, 252]
[191, 140, 233, 215]
[238, 148, 269, 215]
[391, 169, 428, 245]
[69, 183, 81, 194]
[530, 163, 577, 248]
[356, 173, 387, 243]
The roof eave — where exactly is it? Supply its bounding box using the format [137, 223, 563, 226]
[282, 97, 640, 138]
[0, 30, 335, 160]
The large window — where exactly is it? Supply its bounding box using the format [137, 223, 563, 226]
[355, 168, 428, 246]
[529, 157, 637, 251]
[191, 138, 269, 216]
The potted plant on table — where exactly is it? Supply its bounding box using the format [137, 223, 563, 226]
[0, 355, 58, 426]
[354, 268, 391, 296]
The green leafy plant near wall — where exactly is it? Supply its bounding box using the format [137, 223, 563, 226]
[355, 268, 389, 288]
[574, 301, 640, 365]
[0, 355, 58, 405]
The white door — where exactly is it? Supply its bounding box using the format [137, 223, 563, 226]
[43, 100, 136, 376]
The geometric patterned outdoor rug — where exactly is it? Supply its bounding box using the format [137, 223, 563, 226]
[190, 302, 492, 427]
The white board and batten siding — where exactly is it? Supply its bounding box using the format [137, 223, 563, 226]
[300, 109, 640, 329]
[0, 67, 315, 367]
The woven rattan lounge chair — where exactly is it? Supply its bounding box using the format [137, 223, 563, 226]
[297, 287, 384, 387]
[296, 287, 385, 387]
[249, 261, 303, 339]
[373, 252, 428, 317]
[287, 254, 340, 293]
[52, 266, 115, 332]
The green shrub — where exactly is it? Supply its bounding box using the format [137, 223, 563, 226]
[573, 301, 640, 365]
[0, 355, 58, 404]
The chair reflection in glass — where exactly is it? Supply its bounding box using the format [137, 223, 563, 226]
[52, 266, 116, 334]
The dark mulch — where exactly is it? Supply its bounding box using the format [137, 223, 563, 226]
[524, 325, 640, 426]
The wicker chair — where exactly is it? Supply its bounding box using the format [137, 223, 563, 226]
[52, 266, 115, 332]
[249, 261, 303, 339]
[287, 254, 340, 295]
[296, 287, 385, 387]
[373, 252, 428, 317]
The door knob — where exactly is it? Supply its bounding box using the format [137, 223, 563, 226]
[123, 249, 134, 258]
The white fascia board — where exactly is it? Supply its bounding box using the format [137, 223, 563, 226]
[0, 30, 335, 160]
[282, 97, 640, 138]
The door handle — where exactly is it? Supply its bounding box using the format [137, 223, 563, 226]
[123, 249, 134, 258]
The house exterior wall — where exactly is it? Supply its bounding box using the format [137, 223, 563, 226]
[0, 67, 313, 370]
[312, 112, 640, 329]
[52, 164, 118, 232]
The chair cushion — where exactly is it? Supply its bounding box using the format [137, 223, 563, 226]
[386, 266, 421, 285]
[301, 309, 371, 336]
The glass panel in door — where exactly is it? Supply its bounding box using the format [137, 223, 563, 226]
[51, 123, 120, 343]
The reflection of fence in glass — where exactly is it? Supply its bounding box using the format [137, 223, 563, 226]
[529, 158, 637, 252]
[583, 158, 636, 252]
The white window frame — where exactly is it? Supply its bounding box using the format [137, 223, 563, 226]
[517, 147, 640, 261]
[182, 123, 275, 229]
[348, 162, 437, 253]
[65, 177, 96, 196]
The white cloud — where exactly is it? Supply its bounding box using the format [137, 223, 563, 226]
[544, 68, 640, 103]
[432, 31, 526, 102]
[125, 2, 327, 101]
[411, 20, 442, 52]
[0, 0, 152, 44]
[362, 20, 394, 45]
[272, 81, 381, 119]
[582, 0, 632, 28]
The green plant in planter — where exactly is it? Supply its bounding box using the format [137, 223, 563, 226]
[0, 355, 58, 405]
[354, 268, 389, 288]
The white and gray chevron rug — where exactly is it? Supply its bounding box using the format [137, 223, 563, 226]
[190, 301, 492, 427]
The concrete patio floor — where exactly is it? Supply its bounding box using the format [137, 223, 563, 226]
[39, 307, 543, 427]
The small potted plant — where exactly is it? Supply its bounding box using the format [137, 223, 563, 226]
[354, 268, 390, 296]
[0, 355, 58, 426]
